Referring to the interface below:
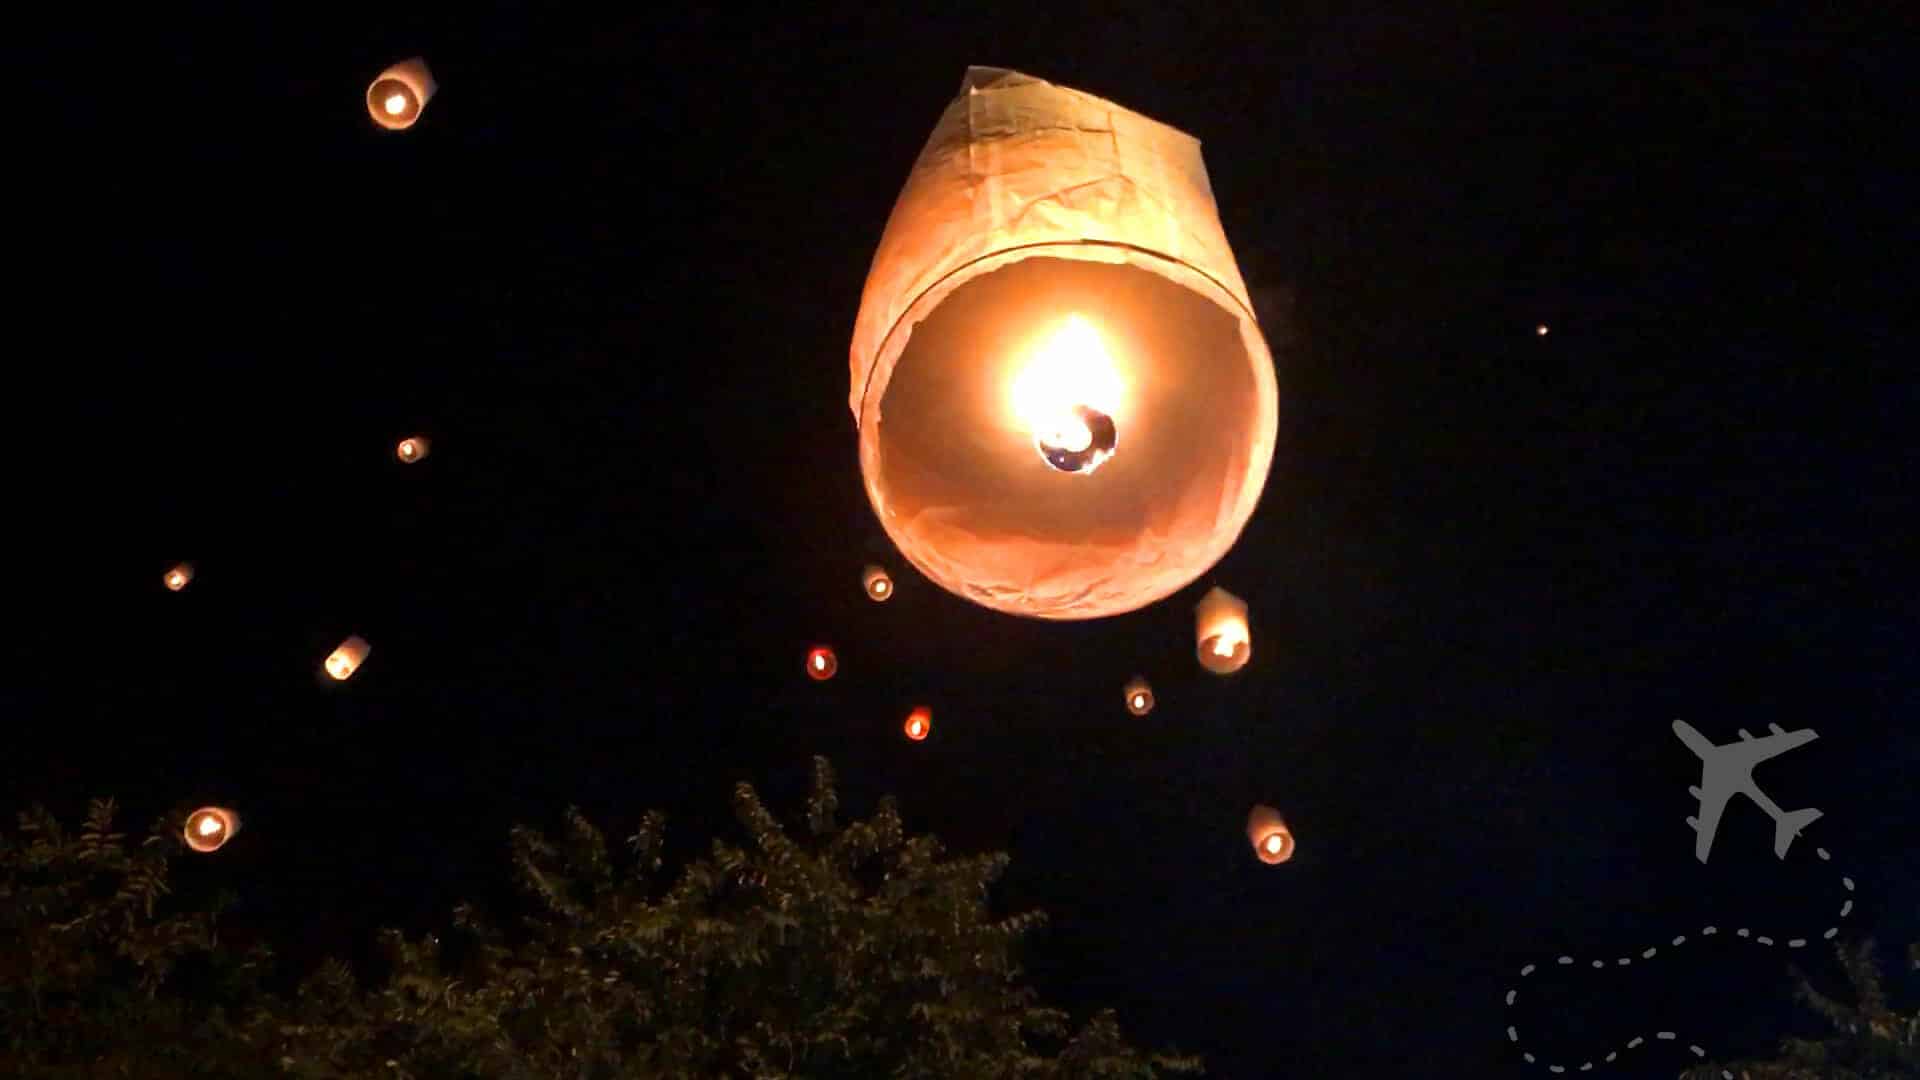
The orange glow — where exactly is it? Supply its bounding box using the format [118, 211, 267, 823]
[1195, 586, 1251, 674]
[1010, 315, 1127, 439]
[1247, 804, 1294, 865]
[904, 707, 931, 741]
[396, 436, 430, 463]
[183, 806, 239, 853]
[1123, 676, 1154, 716]
[806, 646, 838, 681]
[367, 58, 435, 131]
[863, 565, 893, 601]
[325, 635, 370, 681]
[164, 563, 193, 591]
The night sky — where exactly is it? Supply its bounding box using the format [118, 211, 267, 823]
[14, 6, 1914, 1077]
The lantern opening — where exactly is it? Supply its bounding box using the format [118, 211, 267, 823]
[164, 564, 192, 591]
[869, 257, 1262, 618]
[904, 707, 932, 741]
[862, 565, 894, 601]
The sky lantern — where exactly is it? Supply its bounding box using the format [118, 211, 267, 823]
[367, 57, 435, 131]
[848, 67, 1278, 620]
[1123, 676, 1155, 716]
[396, 436, 430, 463]
[1247, 804, 1294, 865]
[1536, 323, 1551, 336]
[1195, 586, 1250, 674]
[164, 563, 193, 591]
[903, 706, 932, 741]
[183, 806, 240, 853]
[324, 635, 370, 681]
[806, 645, 838, 680]
[862, 564, 894, 602]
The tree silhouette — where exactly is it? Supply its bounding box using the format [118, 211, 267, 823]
[2, 758, 1202, 1078]
[1681, 937, 1918, 1080]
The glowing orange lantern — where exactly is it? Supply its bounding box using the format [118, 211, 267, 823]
[183, 806, 240, 853]
[1123, 676, 1155, 716]
[1247, 804, 1294, 865]
[367, 57, 435, 131]
[396, 436, 430, 463]
[862, 565, 894, 602]
[806, 646, 838, 681]
[849, 67, 1278, 620]
[1195, 586, 1250, 674]
[324, 635, 370, 681]
[903, 706, 932, 741]
[164, 563, 193, 592]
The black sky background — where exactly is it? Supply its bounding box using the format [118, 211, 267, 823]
[11, 5, 1915, 1077]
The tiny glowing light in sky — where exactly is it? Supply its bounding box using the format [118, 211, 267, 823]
[385, 93, 407, 115]
[805, 646, 837, 680]
[1536, 324, 1550, 336]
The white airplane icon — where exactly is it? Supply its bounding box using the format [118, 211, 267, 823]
[1673, 720, 1823, 863]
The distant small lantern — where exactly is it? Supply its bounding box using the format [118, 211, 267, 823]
[164, 563, 194, 591]
[367, 57, 436, 131]
[903, 706, 932, 741]
[1123, 676, 1155, 716]
[183, 806, 240, 853]
[325, 635, 370, 681]
[863, 565, 894, 602]
[806, 646, 838, 681]
[1247, 804, 1294, 865]
[1195, 586, 1250, 674]
[396, 436, 430, 463]
[1536, 324, 1550, 337]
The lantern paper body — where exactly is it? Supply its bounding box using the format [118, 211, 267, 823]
[1247, 804, 1294, 865]
[904, 706, 932, 741]
[806, 646, 838, 681]
[396, 436, 430, 463]
[1195, 586, 1250, 674]
[1123, 676, 1155, 716]
[367, 57, 436, 130]
[325, 636, 370, 681]
[164, 563, 193, 591]
[849, 67, 1278, 620]
[862, 565, 894, 602]
[183, 806, 240, 853]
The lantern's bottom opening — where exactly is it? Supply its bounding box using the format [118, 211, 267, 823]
[1036, 404, 1117, 474]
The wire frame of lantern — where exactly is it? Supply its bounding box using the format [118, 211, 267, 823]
[324, 635, 371, 681]
[1247, 804, 1294, 865]
[1195, 586, 1250, 674]
[847, 67, 1279, 621]
[862, 564, 894, 602]
[164, 563, 194, 592]
[903, 706, 932, 741]
[183, 806, 241, 853]
[1123, 676, 1155, 716]
[806, 646, 838, 681]
[396, 436, 431, 463]
[367, 57, 436, 131]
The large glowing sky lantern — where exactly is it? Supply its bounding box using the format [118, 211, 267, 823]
[849, 67, 1278, 619]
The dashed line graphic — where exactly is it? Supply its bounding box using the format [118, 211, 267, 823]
[1504, 844, 1854, 1075]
